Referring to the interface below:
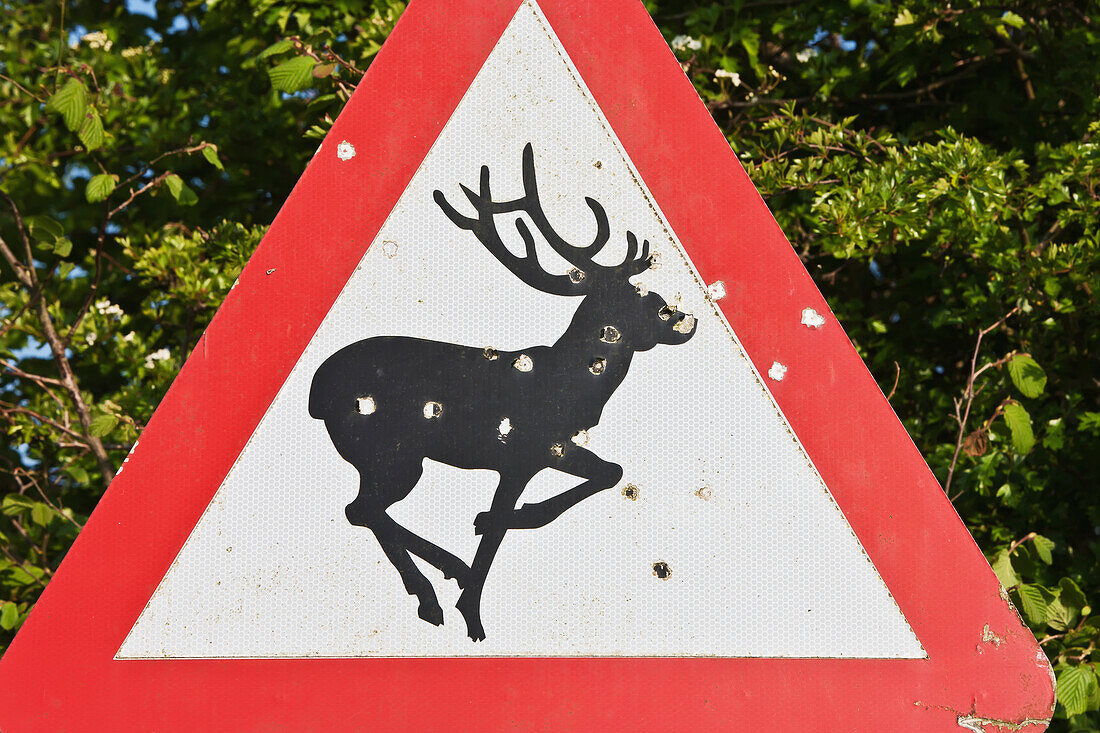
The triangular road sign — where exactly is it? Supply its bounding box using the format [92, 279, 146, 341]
[0, 1, 1054, 730]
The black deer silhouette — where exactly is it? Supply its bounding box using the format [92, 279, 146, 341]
[309, 143, 697, 641]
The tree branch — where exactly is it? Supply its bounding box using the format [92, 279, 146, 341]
[0, 193, 116, 487]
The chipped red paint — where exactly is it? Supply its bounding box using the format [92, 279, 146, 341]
[0, 1, 1053, 730]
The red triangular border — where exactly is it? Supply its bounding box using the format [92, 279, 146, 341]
[0, 1, 1053, 730]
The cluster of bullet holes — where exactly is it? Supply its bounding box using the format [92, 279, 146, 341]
[652, 561, 672, 580]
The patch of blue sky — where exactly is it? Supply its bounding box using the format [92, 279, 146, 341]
[811, 28, 858, 52]
[125, 0, 157, 19]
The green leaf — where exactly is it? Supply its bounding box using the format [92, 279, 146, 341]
[1047, 597, 1074, 631]
[257, 38, 294, 60]
[65, 465, 89, 485]
[0, 602, 18, 631]
[1057, 665, 1097, 717]
[163, 174, 198, 206]
[312, 63, 336, 79]
[268, 56, 316, 92]
[1014, 583, 1050, 626]
[45, 77, 88, 131]
[30, 501, 53, 527]
[1003, 402, 1035, 455]
[53, 237, 73, 258]
[991, 549, 1019, 587]
[1, 494, 35, 517]
[7, 565, 44, 586]
[1001, 11, 1026, 29]
[25, 215, 64, 243]
[201, 144, 224, 171]
[1032, 534, 1055, 564]
[894, 8, 915, 26]
[89, 414, 118, 437]
[85, 174, 118, 203]
[1007, 354, 1047, 398]
[78, 108, 106, 151]
[1059, 578, 1088, 616]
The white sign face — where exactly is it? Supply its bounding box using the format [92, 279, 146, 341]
[118, 0, 923, 659]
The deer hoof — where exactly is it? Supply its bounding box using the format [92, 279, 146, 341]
[456, 595, 486, 641]
[417, 599, 444, 626]
[442, 563, 470, 589]
[473, 510, 508, 535]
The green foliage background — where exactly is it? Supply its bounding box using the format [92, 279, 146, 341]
[1, 0, 1097, 726]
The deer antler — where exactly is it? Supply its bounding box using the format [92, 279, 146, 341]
[434, 144, 651, 296]
[516, 143, 611, 275]
[434, 164, 581, 296]
[616, 231, 653, 278]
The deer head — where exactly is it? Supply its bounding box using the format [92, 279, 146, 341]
[433, 143, 696, 352]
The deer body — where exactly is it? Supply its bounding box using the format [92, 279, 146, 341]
[309, 144, 695, 640]
[310, 306, 636, 474]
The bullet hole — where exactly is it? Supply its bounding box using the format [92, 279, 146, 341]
[673, 314, 696, 334]
[768, 362, 788, 382]
[513, 354, 534, 372]
[568, 268, 586, 283]
[550, 443, 565, 458]
[423, 401, 443, 419]
[648, 251, 662, 269]
[707, 281, 727, 301]
[657, 305, 675, 321]
[336, 140, 356, 161]
[483, 347, 499, 361]
[622, 484, 639, 500]
[635, 282, 649, 297]
[801, 307, 826, 329]
[599, 325, 621, 343]
[652, 561, 671, 579]
[497, 417, 513, 442]
[571, 429, 589, 447]
[695, 485, 713, 501]
[589, 357, 607, 375]
[381, 240, 399, 258]
[356, 396, 377, 415]
[594, 160, 603, 169]
[266, 268, 277, 275]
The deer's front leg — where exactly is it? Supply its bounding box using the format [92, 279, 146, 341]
[457, 473, 529, 641]
[475, 446, 623, 534]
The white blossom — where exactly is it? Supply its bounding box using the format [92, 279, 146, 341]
[122, 331, 136, 342]
[84, 332, 97, 346]
[795, 47, 819, 63]
[714, 69, 741, 86]
[81, 31, 113, 52]
[121, 46, 145, 59]
[95, 299, 123, 317]
[670, 34, 701, 52]
[144, 348, 170, 368]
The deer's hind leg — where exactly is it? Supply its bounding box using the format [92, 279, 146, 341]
[345, 461, 448, 627]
